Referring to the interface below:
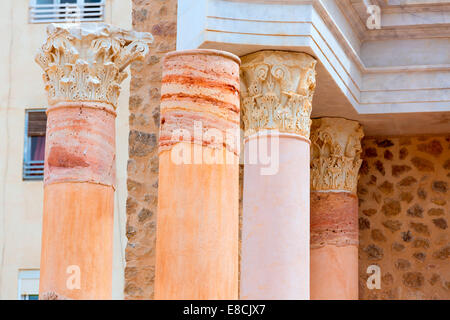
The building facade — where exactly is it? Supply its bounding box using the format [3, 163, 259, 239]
[0, 0, 132, 299]
[0, 0, 448, 300]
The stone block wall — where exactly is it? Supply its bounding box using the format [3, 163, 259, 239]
[125, 0, 177, 300]
[358, 135, 450, 300]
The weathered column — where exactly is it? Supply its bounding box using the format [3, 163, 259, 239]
[155, 50, 241, 299]
[310, 118, 364, 300]
[35, 24, 151, 300]
[240, 51, 317, 299]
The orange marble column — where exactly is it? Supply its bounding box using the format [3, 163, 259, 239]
[240, 51, 317, 299]
[35, 24, 151, 299]
[310, 117, 364, 300]
[155, 50, 241, 299]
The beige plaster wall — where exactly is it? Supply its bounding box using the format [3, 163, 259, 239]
[358, 135, 450, 300]
[0, 0, 131, 300]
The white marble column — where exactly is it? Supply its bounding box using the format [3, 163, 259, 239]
[240, 51, 317, 300]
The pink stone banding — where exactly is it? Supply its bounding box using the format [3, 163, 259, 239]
[160, 49, 240, 155]
[44, 102, 116, 187]
[159, 109, 239, 156]
[47, 101, 117, 116]
[310, 191, 358, 249]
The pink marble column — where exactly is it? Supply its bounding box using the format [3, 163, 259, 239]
[310, 117, 364, 300]
[239, 51, 317, 300]
[35, 24, 151, 299]
[155, 49, 241, 299]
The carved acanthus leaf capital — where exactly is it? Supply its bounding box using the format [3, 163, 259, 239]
[310, 118, 364, 194]
[240, 51, 317, 139]
[36, 23, 153, 109]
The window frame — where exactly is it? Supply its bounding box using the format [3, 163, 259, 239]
[17, 270, 40, 300]
[23, 109, 46, 181]
[29, 0, 105, 24]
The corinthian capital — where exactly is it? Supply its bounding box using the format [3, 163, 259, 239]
[310, 118, 364, 194]
[35, 23, 153, 109]
[240, 51, 317, 139]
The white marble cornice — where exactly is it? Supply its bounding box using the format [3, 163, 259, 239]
[341, 0, 450, 40]
[177, 0, 450, 136]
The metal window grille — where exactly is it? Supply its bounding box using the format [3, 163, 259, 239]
[23, 109, 46, 181]
[29, 0, 105, 24]
[18, 270, 40, 300]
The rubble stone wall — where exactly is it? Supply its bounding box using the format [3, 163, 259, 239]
[358, 135, 450, 300]
[125, 0, 178, 300]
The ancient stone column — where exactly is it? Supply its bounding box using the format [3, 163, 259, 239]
[240, 51, 317, 299]
[35, 24, 152, 300]
[155, 49, 241, 299]
[310, 118, 364, 300]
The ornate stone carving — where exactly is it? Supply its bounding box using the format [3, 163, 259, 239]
[40, 291, 71, 300]
[36, 23, 153, 109]
[310, 118, 364, 194]
[240, 51, 317, 138]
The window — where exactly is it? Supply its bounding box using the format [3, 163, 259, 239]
[29, 0, 105, 24]
[18, 270, 40, 300]
[23, 109, 46, 181]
